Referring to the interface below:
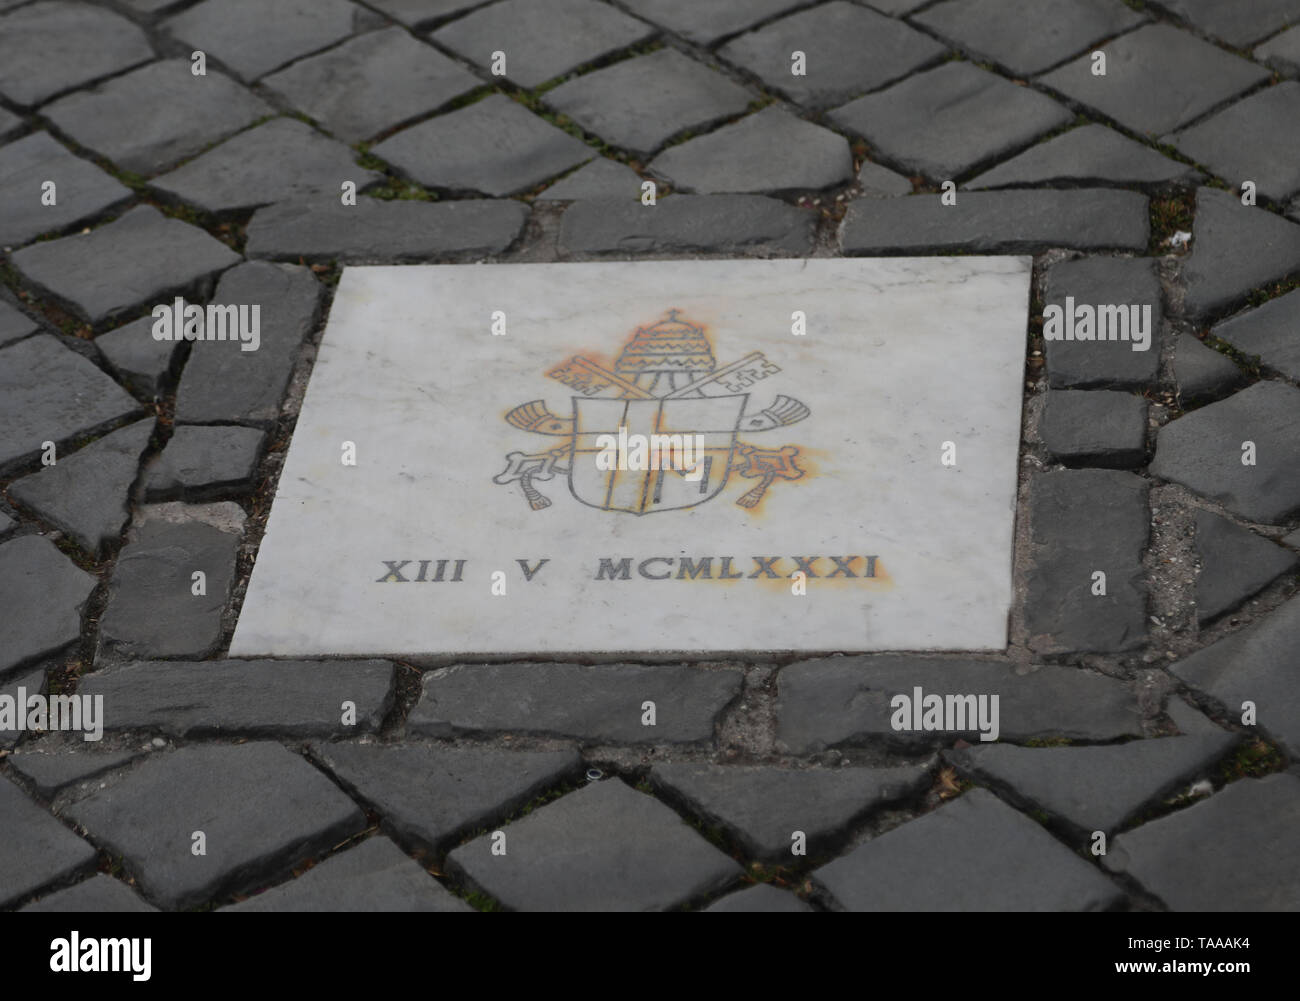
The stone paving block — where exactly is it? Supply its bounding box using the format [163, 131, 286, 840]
[651, 763, 929, 860]
[1182, 188, 1300, 321]
[1171, 594, 1300, 757]
[1025, 469, 1149, 654]
[829, 62, 1071, 181]
[63, 742, 367, 910]
[545, 48, 751, 157]
[966, 124, 1196, 190]
[1169, 83, 1300, 205]
[719, 1, 945, 110]
[410, 662, 740, 743]
[1173, 333, 1245, 401]
[11, 206, 241, 327]
[224, 836, 470, 912]
[1256, 25, 1300, 75]
[0, 535, 96, 678]
[97, 513, 242, 658]
[616, 0, 804, 45]
[0, 668, 46, 750]
[856, 161, 912, 197]
[863, 0, 931, 12]
[841, 189, 1148, 254]
[1039, 390, 1146, 468]
[559, 194, 815, 255]
[1105, 773, 1300, 910]
[1285, 528, 1300, 549]
[431, 0, 655, 88]
[915, 0, 1144, 77]
[0, 336, 141, 470]
[704, 883, 812, 912]
[0, 775, 97, 909]
[0, 298, 37, 348]
[95, 317, 179, 398]
[1042, 256, 1162, 389]
[372, 94, 592, 197]
[648, 107, 852, 194]
[1213, 289, 1300, 382]
[43, 60, 272, 176]
[1159, 0, 1300, 47]
[368, 0, 488, 26]
[22, 874, 158, 912]
[312, 743, 582, 850]
[144, 425, 265, 499]
[1038, 24, 1270, 136]
[9, 748, 141, 798]
[0, 106, 22, 142]
[244, 197, 528, 263]
[0, 132, 133, 248]
[174, 261, 322, 425]
[1194, 510, 1297, 623]
[8, 420, 154, 557]
[815, 788, 1123, 911]
[0, 511, 15, 537]
[77, 659, 394, 738]
[946, 733, 1238, 835]
[1151, 381, 1300, 524]
[447, 779, 742, 911]
[537, 158, 644, 200]
[151, 118, 382, 215]
[775, 657, 1142, 754]
[0, 1, 153, 108]
[262, 28, 480, 144]
[163, 0, 365, 82]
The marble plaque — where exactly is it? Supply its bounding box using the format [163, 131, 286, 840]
[230, 258, 1031, 656]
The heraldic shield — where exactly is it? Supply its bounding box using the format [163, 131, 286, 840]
[569, 394, 748, 514]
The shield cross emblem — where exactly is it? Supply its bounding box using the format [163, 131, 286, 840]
[568, 395, 747, 514]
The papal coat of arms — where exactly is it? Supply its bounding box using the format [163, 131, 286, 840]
[494, 311, 811, 514]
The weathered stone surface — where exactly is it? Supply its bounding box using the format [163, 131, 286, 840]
[537, 158, 644, 201]
[151, 118, 382, 215]
[225, 836, 470, 912]
[704, 883, 813, 912]
[829, 62, 1071, 180]
[11, 206, 241, 326]
[842, 190, 1148, 254]
[8, 420, 154, 556]
[144, 425, 265, 499]
[97, 512, 242, 658]
[0, 106, 22, 142]
[372, 95, 592, 197]
[815, 788, 1123, 911]
[262, 28, 479, 144]
[95, 317, 179, 398]
[1173, 333, 1245, 402]
[1194, 510, 1297, 622]
[77, 659, 394, 737]
[546, 48, 750, 157]
[1256, 25, 1300, 76]
[560, 194, 815, 255]
[0, 298, 38, 348]
[775, 657, 1142, 754]
[856, 161, 912, 197]
[1042, 256, 1163, 389]
[313, 743, 581, 850]
[1151, 381, 1300, 524]
[1159, 0, 1300, 47]
[1039, 25, 1270, 136]
[368, 0, 487, 26]
[64, 742, 368, 910]
[966, 124, 1196, 190]
[410, 662, 740, 743]
[1028, 469, 1148, 654]
[174, 262, 322, 425]
[8, 748, 141, 798]
[1183, 188, 1300, 321]
[0, 132, 132, 248]
[0, 511, 14, 537]
[0, 1, 153, 108]
[22, 874, 158, 912]
[1213, 289, 1300, 383]
[947, 734, 1238, 834]
[1039, 390, 1147, 467]
[616, 0, 803, 45]
[448, 779, 742, 911]
[1171, 594, 1300, 757]
[1105, 773, 1300, 910]
[0, 336, 141, 471]
[1285, 528, 1300, 550]
[43, 60, 272, 175]
[0, 669, 45, 749]
[0, 536, 96, 678]
[163, 0, 364, 81]
[432, 0, 654, 88]
[651, 763, 929, 859]
[0, 775, 97, 908]
[719, 2, 945, 109]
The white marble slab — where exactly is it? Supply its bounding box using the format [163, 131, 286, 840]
[230, 258, 1031, 656]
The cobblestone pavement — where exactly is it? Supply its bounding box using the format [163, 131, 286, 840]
[2, 0, 1300, 913]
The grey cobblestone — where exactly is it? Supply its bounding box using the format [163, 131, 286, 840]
[1158, 0, 1300, 47]
[0, 298, 37, 349]
[704, 883, 812, 912]
[94, 317, 180, 398]
[0, 775, 97, 909]
[144, 425, 266, 500]
[0, 535, 96, 678]
[21, 874, 158, 913]
[599, 0, 803, 47]
[1172, 333, 1245, 402]
[1192, 510, 1298, 624]
[0, 669, 46, 750]
[965, 124, 1195, 190]
[1213, 289, 1300, 383]
[8, 748, 142, 799]
[1256, 25, 1300, 75]
[536, 158, 644, 201]
[0, 132, 132, 249]
[1039, 390, 1146, 468]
